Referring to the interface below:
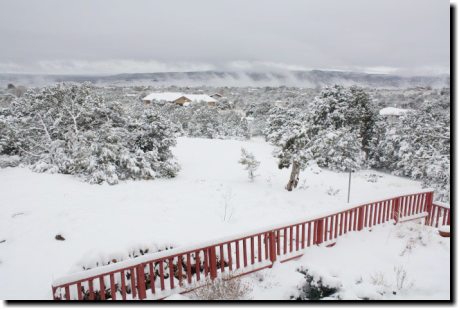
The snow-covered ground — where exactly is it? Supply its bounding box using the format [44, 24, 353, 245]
[244, 222, 450, 300]
[0, 137, 435, 300]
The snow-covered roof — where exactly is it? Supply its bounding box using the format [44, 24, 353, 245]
[142, 92, 184, 102]
[184, 94, 216, 103]
[379, 107, 410, 116]
[142, 92, 217, 103]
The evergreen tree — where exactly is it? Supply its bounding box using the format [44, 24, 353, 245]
[308, 85, 376, 171]
[238, 148, 260, 181]
[369, 100, 450, 202]
[265, 107, 313, 191]
[349, 86, 378, 159]
[311, 127, 364, 172]
[188, 106, 221, 139]
[0, 108, 18, 155]
[2, 83, 180, 184]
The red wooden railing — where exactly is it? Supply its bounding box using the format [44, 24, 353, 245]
[51, 190, 448, 300]
[426, 201, 450, 228]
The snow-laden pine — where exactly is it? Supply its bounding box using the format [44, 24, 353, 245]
[369, 99, 450, 202]
[0, 83, 179, 184]
[238, 147, 260, 181]
[265, 85, 376, 190]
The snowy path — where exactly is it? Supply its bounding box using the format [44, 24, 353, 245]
[0, 137, 423, 299]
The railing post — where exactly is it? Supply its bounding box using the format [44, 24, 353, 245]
[269, 231, 277, 264]
[209, 247, 217, 280]
[315, 219, 324, 245]
[136, 264, 147, 300]
[424, 192, 434, 226]
[357, 207, 364, 231]
[392, 197, 400, 224]
[51, 286, 59, 300]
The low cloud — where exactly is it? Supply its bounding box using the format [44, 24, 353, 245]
[0, 60, 216, 75]
[2, 59, 449, 77]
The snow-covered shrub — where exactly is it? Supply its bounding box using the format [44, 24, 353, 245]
[366, 173, 381, 183]
[293, 268, 339, 300]
[367, 266, 413, 297]
[326, 187, 340, 196]
[395, 223, 432, 256]
[298, 178, 309, 190]
[3, 83, 180, 184]
[220, 187, 234, 222]
[394, 265, 413, 292]
[369, 272, 389, 287]
[190, 273, 252, 300]
[76, 244, 175, 272]
[0, 155, 20, 168]
[238, 147, 260, 181]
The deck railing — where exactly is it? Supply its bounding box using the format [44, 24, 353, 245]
[51, 189, 447, 300]
[427, 201, 450, 228]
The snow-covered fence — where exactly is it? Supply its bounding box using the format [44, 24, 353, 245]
[51, 190, 442, 300]
[426, 201, 450, 228]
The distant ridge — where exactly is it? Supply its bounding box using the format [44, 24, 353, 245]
[0, 70, 449, 88]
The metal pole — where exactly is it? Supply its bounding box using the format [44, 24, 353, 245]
[347, 170, 352, 203]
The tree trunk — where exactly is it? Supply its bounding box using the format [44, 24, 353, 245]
[286, 160, 300, 191]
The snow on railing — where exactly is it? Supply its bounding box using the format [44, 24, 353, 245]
[51, 190, 440, 301]
[427, 201, 451, 228]
[433, 201, 450, 209]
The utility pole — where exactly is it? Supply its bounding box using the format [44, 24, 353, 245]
[347, 170, 352, 203]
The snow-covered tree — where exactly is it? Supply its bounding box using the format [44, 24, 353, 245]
[369, 99, 450, 202]
[2, 83, 180, 184]
[309, 85, 354, 134]
[129, 110, 180, 179]
[265, 107, 313, 191]
[187, 106, 222, 139]
[349, 86, 378, 159]
[308, 85, 375, 171]
[238, 147, 260, 181]
[156, 103, 250, 140]
[311, 127, 364, 172]
[220, 111, 250, 139]
[0, 108, 18, 155]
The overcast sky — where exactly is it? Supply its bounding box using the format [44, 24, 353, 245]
[0, 0, 450, 75]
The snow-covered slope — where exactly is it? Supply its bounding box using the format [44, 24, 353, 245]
[0, 137, 426, 299]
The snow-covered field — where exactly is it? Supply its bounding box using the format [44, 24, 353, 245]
[0, 137, 440, 300]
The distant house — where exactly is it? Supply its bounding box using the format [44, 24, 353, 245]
[379, 107, 410, 117]
[379, 107, 412, 123]
[142, 92, 183, 104]
[142, 92, 217, 106]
